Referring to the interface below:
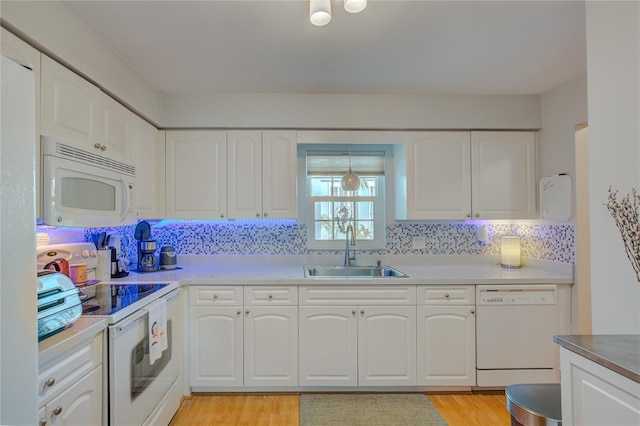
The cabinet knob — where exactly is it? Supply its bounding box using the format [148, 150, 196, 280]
[52, 406, 63, 416]
[466, 214, 471, 218]
[94, 143, 101, 150]
[45, 377, 56, 388]
[237, 310, 242, 315]
[101, 145, 107, 151]
[220, 214, 225, 218]
[268, 294, 273, 300]
[352, 310, 356, 316]
[471, 310, 475, 314]
[213, 294, 218, 300]
[263, 212, 268, 217]
[444, 293, 450, 298]
[360, 310, 365, 315]
[256, 212, 260, 217]
[39, 418, 47, 426]
[245, 310, 250, 315]
[475, 213, 480, 218]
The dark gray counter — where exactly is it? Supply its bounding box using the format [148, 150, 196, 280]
[554, 334, 640, 383]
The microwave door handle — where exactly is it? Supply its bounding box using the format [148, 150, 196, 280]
[120, 175, 129, 222]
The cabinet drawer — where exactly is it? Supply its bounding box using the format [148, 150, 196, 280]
[38, 333, 102, 406]
[418, 285, 475, 305]
[244, 286, 298, 305]
[299, 286, 416, 305]
[189, 286, 243, 306]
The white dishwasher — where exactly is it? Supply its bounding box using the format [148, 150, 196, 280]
[476, 285, 561, 387]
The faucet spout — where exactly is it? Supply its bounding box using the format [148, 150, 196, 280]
[344, 224, 356, 267]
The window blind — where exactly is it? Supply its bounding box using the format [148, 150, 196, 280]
[306, 151, 385, 176]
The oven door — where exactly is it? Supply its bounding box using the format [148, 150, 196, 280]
[109, 289, 182, 426]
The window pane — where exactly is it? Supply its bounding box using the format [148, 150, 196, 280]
[315, 221, 333, 241]
[355, 221, 374, 240]
[314, 201, 333, 220]
[355, 177, 377, 196]
[355, 202, 374, 220]
[310, 177, 333, 196]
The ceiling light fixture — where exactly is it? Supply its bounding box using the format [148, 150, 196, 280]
[341, 152, 361, 192]
[310, 0, 332, 27]
[310, 0, 367, 27]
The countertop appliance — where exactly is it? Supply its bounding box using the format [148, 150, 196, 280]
[41, 136, 136, 227]
[37, 271, 82, 340]
[476, 285, 563, 387]
[37, 243, 99, 282]
[160, 246, 177, 269]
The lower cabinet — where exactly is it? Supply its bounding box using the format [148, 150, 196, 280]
[189, 286, 298, 388]
[417, 306, 476, 386]
[38, 331, 104, 426]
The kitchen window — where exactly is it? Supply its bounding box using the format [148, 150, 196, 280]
[299, 146, 387, 250]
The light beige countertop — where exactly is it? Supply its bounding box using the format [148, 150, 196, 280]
[38, 317, 107, 365]
[106, 255, 573, 286]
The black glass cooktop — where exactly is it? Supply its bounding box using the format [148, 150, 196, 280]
[81, 283, 171, 317]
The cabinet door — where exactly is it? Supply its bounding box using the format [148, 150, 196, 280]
[44, 366, 102, 426]
[299, 306, 358, 386]
[397, 132, 471, 220]
[41, 55, 102, 151]
[133, 118, 164, 218]
[165, 130, 227, 219]
[100, 95, 132, 164]
[417, 306, 476, 386]
[244, 306, 298, 386]
[471, 131, 537, 219]
[358, 306, 416, 386]
[262, 131, 297, 219]
[189, 306, 243, 387]
[228, 130, 262, 219]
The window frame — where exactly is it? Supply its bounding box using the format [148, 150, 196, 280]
[298, 144, 389, 251]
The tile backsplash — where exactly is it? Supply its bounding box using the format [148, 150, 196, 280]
[40, 221, 575, 265]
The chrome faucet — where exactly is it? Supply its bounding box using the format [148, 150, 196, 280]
[344, 224, 356, 267]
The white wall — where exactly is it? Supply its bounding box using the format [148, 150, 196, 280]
[0, 0, 163, 125]
[586, 1, 640, 333]
[162, 92, 542, 129]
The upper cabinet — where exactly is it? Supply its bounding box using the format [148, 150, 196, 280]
[396, 131, 537, 220]
[133, 117, 164, 219]
[41, 55, 133, 165]
[165, 130, 227, 220]
[471, 131, 537, 219]
[228, 130, 297, 219]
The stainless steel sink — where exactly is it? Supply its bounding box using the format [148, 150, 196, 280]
[304, 265, 409, 278]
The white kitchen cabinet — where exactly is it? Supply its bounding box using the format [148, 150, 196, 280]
[358, 306, 417, 386]
[560, 347, 640, 426]
[471, 131, 537, 219]
[243, 306, 298, 387]
[1, 28, 42, 218]
[189, 305, 244, 387]
[299, 286, 417, 387]
[228, 130, 297, 219]
[417, 306, 476, 386]
[395, 131, 536, 220]
[41, 366, 102, 426]
[165, 130, 227, 219]
[41, 55, 133, 165]
[133, 117, 164, 218]
[299, 306, 359, 386]
[38, 331, 104, 426]
[395, 132, 471, 220]
[417, 285, 476, 386]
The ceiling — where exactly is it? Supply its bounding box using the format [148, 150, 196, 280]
[61, 0, 586, 96]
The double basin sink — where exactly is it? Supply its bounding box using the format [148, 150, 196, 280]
[304, 265, 408, 279]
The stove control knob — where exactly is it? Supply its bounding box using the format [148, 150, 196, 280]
[81, 249, 90, 258]
[89, 250, 97, 258]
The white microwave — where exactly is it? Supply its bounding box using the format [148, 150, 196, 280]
[41, 136, 136, 227]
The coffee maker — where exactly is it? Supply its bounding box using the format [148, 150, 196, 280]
[137, 240, 159, 272]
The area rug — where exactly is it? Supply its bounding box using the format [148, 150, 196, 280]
[299, 393, 448, 426]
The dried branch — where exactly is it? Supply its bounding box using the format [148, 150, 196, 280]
[606, 187, 640, 284]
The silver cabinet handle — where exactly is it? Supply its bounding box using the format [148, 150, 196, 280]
[45, 377, 55, 388]
[52, 406, 62, 416]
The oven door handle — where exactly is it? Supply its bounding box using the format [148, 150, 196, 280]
[113, 309, 148, 337]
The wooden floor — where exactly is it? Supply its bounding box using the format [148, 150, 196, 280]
[169, 393, 511, 426]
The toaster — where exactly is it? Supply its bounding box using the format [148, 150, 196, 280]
[37, 271, 82, 340]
